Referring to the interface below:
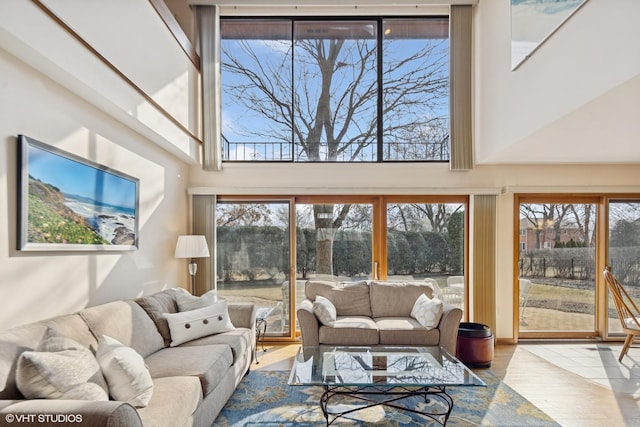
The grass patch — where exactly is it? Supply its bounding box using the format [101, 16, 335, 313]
[529, 283, 594, 305]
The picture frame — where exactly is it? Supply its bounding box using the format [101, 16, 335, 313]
[17, 135, 139, 251]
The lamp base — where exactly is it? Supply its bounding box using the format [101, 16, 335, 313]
[189, 261, 197, 294]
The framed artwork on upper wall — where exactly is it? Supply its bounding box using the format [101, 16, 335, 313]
[17, 135, 140, 251]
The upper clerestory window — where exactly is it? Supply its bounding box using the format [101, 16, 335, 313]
[220, 17, 450, 162]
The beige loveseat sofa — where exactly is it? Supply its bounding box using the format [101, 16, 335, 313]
[297, 280, 463, 354]
[0, 289, 255, 427]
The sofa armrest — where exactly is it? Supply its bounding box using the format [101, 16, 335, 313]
[228, 303, 257, 354]
[228, 303, 257, 330]
[0, 399, 141, 427]
[296, 299, 319, 347]
[438, 303, 463, 355]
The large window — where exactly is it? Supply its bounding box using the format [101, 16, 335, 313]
[221, 17, 449, 162]
[215, 196, 467, 339]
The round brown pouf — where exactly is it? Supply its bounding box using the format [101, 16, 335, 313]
[456, 322, 494, 368]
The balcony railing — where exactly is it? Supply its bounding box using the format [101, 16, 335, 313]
[222, 139, 450, 162]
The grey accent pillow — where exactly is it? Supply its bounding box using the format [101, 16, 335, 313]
[135, 289, 181, 347]
[16, 328, 108, 401]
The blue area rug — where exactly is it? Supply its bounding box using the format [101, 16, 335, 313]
[213, 370, 559, 426]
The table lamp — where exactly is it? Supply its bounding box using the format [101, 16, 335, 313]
[175, 235, 210, 294]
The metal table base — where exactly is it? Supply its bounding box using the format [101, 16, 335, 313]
[320, 384, 453, 426]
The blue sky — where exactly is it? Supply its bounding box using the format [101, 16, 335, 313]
[27, 144, 137, 210]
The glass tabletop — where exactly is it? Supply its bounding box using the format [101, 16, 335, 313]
[288, 345, 486, 388]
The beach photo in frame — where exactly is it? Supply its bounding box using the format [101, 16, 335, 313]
[17, 135, 139, 251]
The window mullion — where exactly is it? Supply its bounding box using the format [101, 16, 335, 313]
[376, 19, 384, 163]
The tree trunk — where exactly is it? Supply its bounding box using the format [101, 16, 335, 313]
[314, 204, 336, 275]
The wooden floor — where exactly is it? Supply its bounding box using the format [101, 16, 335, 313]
[252, 342, 640, 427]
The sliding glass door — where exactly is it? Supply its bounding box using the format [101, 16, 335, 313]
[517, 197, 598, 338]
[215, 200, 292, 337]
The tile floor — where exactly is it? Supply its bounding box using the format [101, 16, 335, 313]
[521, 342, 640, 397]
[503, 342, 640, 426]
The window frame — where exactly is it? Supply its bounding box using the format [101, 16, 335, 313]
[219, 15, 451, 164]
[514, 194, 602, 340]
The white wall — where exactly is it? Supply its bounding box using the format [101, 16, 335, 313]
[0, 0, 202, 164]
[0, 50, 191, 330]
[475, 0, 640, 164]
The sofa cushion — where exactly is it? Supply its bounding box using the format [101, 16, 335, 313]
[375, 317, 441, 346]
[96, 335, 153, 408]
[411, 294, 444, 330]
[80, 301, 165, 358]
[313, 296, 337, 326]
[135, 289, 182, 347]
[318, 316, 379, 345]
[180, 328, 251, 364]
[369, 281, 436, 318]
[144, 345, 233, 396]
[16, 328, 108, 401]
[305, 280, 372, 317]
[45, 314, 99, 352]
[137, 376, 201, 427]
[163, 302, 235, 347]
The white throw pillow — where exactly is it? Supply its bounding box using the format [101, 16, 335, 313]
[96, 335, 154, 408]
[16, 329, 109, 401]
[411, 294, 444, 330]
[163, 301, 235, 346]
[313, 295, 337, 326]
[176, 289, 218, 312]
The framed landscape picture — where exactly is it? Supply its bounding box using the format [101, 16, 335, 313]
[17, 135, 139, 251]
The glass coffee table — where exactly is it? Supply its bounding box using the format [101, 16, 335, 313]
[288, 345, 485, 426]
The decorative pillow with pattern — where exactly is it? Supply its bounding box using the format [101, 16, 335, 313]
[410, 294, 444, 330]
[313, 295, 337, 326]
[96, 335, 153, 407]
[16, 328, 109, 401]
[163, 301, 235, 346]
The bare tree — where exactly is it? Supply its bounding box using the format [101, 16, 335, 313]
[222, 20, 449, 274]
[216, 203, 274, 227]
[387, 203, 462, 233]
[568, 204, 596, 247]
[520, 204, 567, 249]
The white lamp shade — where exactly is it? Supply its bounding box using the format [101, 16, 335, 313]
[175, 235, 210, 258]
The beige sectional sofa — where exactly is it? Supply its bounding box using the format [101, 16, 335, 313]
[0, 289, 255, 427]
[297, 280, 463, 354]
